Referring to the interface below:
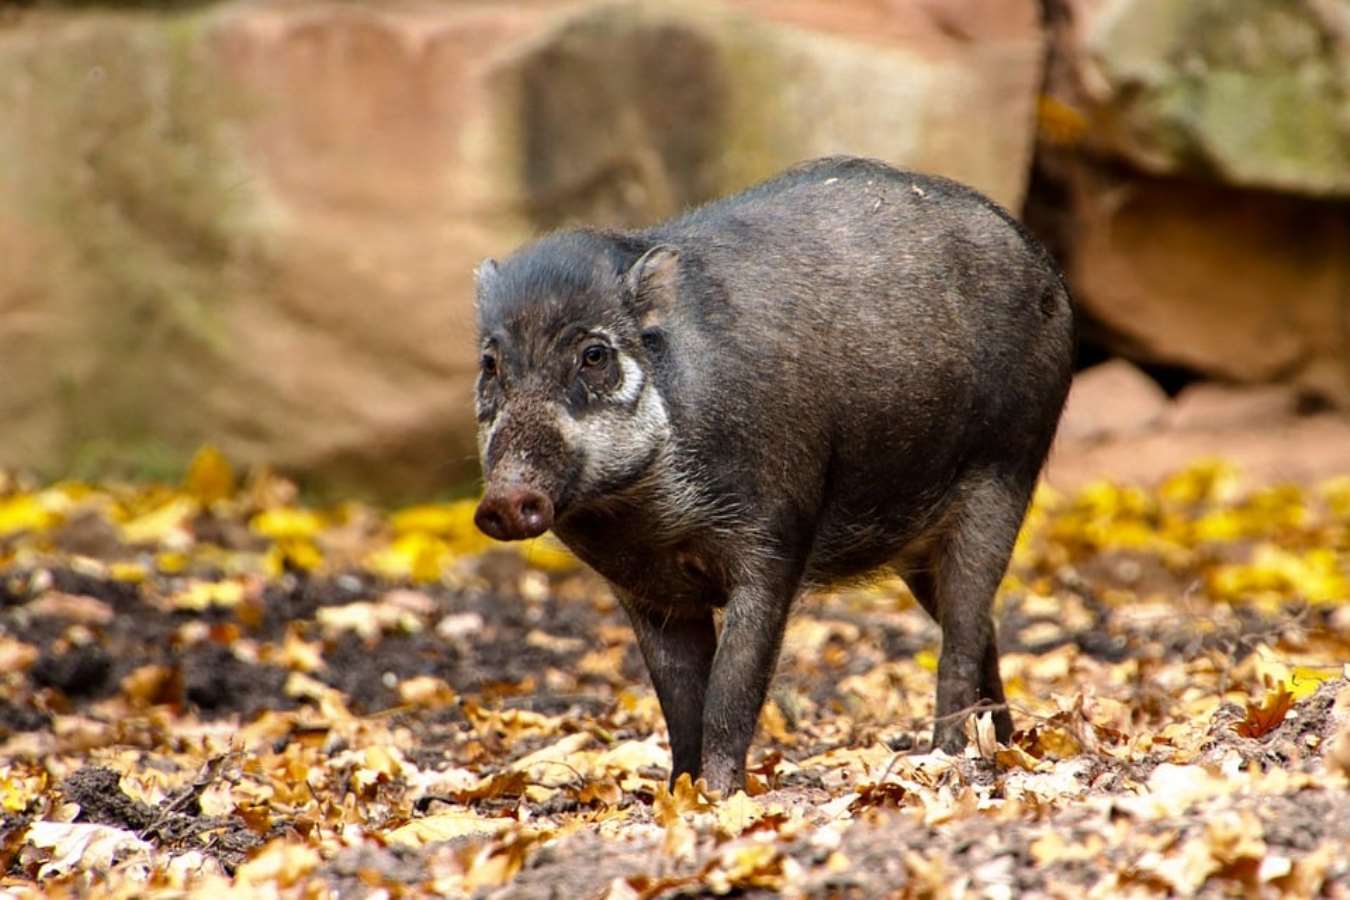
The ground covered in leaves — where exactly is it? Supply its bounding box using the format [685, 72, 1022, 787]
[1, 451, 1349, 897]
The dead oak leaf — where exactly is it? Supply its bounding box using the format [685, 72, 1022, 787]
[385, 811, 515, 848]
[25, 821, 152, 880]
[234, 839, 322, 889]
[715, 791, 765, 838]
[847, 780, 908, 815]
[1236, 685, 1294, 739]
[704, 842, 797, 893]
[461, 828, 551, 890]
[448, 769, 530, 805]
[575, 776, 623, 807]
[653, 774, 716, 860]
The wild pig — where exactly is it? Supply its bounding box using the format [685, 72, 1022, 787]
[472, 156, 1073, 794]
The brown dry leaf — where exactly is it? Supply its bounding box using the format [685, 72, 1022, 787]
[1204, 809, 1266, 868]
[234, 839, 321, 888]
[1278, 842, 1338, 896]
[120, 664, 178, 707]
[268, 627, 326, 674]
[1026, 724, 1083, 759]
[705, 843, 794, 893]
[920, 785, 979, 827]
[25, 821, 151, 879]
[578, 644, 627, 679]
[1135, 837, 1220, 895]
[463, 700, 565, 742]
[653, 774, 715, 859]
[993, 744, 1043, 772]
[456, 769, 530, 804]
[461, 829, 549, 890]
[1029, 830, 1104, 865]
[398, 674, 457, 707]
[668, 773, 717, 813]
[576, 777, 623, 807]
[715, 791, 765, 838]
[510, 732, 594, 787]
[1118, 764, 1229, 819]
[847, 780, 908, 815]
[596, 736, 668, 776]
[316, 600, 422, 641]
[1236, 684, 1295, 738]
[971, 710, 999, 757]
[903, 849, 951, 896]
[758, 698, 795, 745]
[385, 811, 516, 848]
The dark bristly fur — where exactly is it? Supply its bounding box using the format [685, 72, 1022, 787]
[472, 157, 1074, 794]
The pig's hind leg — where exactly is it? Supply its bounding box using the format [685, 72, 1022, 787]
[901, 477, 1024, 752]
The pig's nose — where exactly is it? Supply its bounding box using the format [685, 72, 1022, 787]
[474, 485, 554, 541]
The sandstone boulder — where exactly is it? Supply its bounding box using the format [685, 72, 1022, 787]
[0, 0, 1044, 495]
[1162, 382, 1302, 432]
[1058, 162, 1350, 405]
[1058, 0, 1350, 197]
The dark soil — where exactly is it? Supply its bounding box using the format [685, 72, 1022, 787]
[4, 553, 1347, 893]
[0, 699, 50, 736]
[30, 645, 113, 697]
[180, 644, 292, 718]
[57, 763, 266, 874]
[62, 767, 157, 831]
[0, 563, 633, 724]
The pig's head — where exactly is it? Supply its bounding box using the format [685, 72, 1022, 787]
[472, 232, 680, 541]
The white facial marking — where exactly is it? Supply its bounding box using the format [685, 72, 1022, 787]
[553, 354, 671, 492]
[613, 352, 644, 405]
[477, 411, 502, 464]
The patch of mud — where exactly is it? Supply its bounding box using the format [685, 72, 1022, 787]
[0, 699, 49, 736]
[59, 763, 266, 874]
[30, 645, 113, 697]
[62, 767, 157, 831]
[180, 644, 293, 719]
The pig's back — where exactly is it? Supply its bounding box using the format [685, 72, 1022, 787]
[650, 157, 1073, 581]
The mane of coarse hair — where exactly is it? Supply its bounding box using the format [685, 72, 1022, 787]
[489, 232, 648, 309]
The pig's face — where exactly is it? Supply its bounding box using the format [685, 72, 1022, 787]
[471, 238, 678, 541]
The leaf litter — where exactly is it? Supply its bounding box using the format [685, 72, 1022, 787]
[0, 451, 1347, 896]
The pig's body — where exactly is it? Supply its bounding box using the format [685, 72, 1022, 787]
[473, 157, 1073, 794]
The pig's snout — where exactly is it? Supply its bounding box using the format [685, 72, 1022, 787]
[475, 484, 554, 541]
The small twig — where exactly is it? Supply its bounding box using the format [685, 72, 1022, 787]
[140, 753, 236, 842]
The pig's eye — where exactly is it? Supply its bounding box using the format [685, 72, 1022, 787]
[480, 354, 498, 379]
[581, 343, 610, 369]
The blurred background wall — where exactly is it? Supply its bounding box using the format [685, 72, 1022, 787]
[1, 0, 1347, 497]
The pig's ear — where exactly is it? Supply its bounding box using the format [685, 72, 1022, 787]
[623, 245, 679, 327]
[474, 258, 500, 305]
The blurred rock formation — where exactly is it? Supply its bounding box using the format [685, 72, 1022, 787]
[0, 0, 1345, 494]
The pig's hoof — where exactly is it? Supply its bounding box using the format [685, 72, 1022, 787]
[699, 760, 743, 798]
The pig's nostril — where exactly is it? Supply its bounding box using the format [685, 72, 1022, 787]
[515, 494, 553, 535]
[474, 501, 509, 540]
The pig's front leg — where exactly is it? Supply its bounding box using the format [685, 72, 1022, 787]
[700, 567, 797, 795]
[621, 596, 717, 785]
